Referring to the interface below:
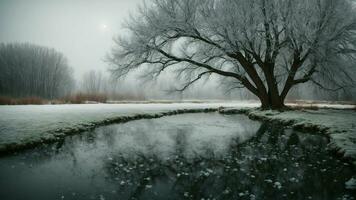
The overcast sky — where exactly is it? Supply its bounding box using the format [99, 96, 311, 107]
[0, 0, 231, 99]
[0, 0, 142, 78]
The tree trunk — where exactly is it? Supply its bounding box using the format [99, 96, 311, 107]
[259, 92, 285, 110]
[257, 63, 286, 110]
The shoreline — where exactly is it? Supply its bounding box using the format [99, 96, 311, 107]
[0, 108, 218, 156]
[219, 108, 356, 167]
[1, 105, 355, 169]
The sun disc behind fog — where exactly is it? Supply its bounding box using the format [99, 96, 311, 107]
[100, 23, 109, 31]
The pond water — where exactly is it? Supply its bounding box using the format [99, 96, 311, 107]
[0, 113, 354, 200]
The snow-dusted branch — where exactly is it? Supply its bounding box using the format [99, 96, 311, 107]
[108, 0, 356, 109]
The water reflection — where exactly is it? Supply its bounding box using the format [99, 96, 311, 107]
[0, 113, 354, 200]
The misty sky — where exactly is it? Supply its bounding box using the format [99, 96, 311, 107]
[2, 0, 349, 100]
[0, 0, 229, 99]
[0, 0, 142, 78]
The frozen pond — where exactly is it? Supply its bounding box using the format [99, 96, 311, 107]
[0, 113, 354, 200]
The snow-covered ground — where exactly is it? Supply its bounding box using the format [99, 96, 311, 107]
[0, 102, 258, 153]
[287, 102, 355, 109]
[0, 101, 355, 157]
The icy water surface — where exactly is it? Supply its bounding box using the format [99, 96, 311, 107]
[0, 113, 354, 200]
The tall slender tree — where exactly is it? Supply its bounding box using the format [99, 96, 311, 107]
[0, 43, 74, 99]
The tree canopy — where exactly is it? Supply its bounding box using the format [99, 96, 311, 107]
[108, 0, 356, 109]
[0, 43, 74, 99]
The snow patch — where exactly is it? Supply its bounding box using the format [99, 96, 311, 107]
[345, 178, 356, 190]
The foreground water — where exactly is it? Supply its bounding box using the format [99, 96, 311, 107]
[0, 113, 354, 200]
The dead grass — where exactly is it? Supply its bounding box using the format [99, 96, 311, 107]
[0, 96, 46, 105]
[109, 93, 146, 101]
[61, 93, 108, 104]
[0, 92, 146, 105]
[0, 93, 109, 105]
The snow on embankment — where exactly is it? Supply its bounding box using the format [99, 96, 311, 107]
[220, 108, 356, 165]
[0, 103, 256, 155]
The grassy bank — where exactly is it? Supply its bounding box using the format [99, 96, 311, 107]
[219, 107, 356, 166]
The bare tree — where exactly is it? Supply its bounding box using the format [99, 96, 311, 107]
[81, 70, 104, 94]
[0, 43, 74, 99]
[108, 0, 356, 109]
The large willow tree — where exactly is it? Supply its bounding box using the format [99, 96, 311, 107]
[108, 0, 356, 109]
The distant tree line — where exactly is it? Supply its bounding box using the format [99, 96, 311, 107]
[81, 70, 104, 94]
[0, 43, 74, 99]
[0, 42, 353, 104]
[78, 70, 145, 101]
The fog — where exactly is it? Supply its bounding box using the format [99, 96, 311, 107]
[0, 0, 140, 78]
[0, 0, 355, 101]
[0, 0, 229, 99]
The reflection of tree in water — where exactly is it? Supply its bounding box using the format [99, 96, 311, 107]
[102, 123, 355, 200]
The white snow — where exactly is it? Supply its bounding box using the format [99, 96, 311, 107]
[1, 101, 355, 161]
[345, 178, 356, 190]
[287, 102, 355, 110]
[274, 182, 282, 189]
[0, 102, 257, 152]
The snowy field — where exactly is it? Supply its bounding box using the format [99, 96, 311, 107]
[0, 102, 257, 153]
[0, 101, 355, 156]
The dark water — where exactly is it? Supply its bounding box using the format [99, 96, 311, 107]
[0, 113, 354, 200]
